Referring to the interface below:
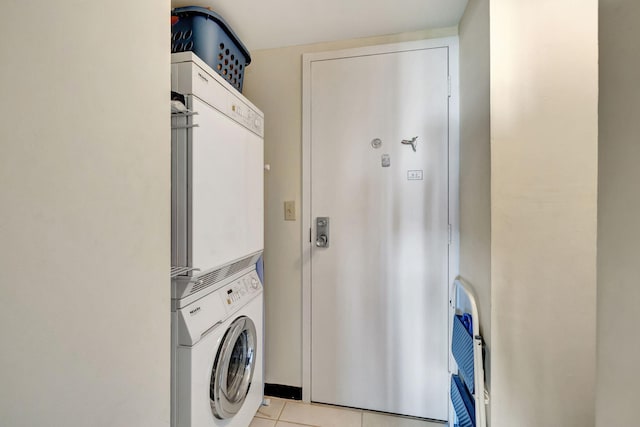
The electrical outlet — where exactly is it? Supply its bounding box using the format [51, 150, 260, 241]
[284, 201, 296, 221]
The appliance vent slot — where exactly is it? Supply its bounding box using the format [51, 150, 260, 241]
[190, 267, 226, 295]
[227, 256, 254, 276]
[187, 252, 261, 296]
[190, 281, 206, 294]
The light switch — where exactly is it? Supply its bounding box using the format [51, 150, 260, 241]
[284, 201, 296, 221]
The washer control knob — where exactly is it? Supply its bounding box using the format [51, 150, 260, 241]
[250, 277, 259, 289]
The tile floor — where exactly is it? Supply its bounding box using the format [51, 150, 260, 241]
[251, 397, 445, 427]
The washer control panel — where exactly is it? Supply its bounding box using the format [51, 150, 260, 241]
[220, 270, 262, 313]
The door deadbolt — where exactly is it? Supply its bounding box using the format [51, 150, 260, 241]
[316, 217, 330, 248]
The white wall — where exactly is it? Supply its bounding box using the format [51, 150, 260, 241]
[0, 1, 171, 426]
[490, 1, 598, 426]
[458, 0, 491, 392]
[243, 27, 457, 387]
[597, 1, 640, 425]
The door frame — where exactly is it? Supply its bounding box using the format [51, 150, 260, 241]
[301, 37, 460, 403]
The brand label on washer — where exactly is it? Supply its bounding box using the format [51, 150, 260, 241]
[189, 306, 201, 316]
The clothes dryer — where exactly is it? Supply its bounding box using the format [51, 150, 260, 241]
[171, 51, 264, 299]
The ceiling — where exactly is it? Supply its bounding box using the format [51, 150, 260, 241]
[171, 0, 469, 51]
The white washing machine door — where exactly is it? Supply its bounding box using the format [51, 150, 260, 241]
[210, 316, 257, 419]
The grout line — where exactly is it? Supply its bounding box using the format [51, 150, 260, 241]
[256, 398, 287, 422]
[262, 397, 445, 427]
[271, 398, 368, 427]
[278, 401, 285, 420]
[275, 401, 325, 427]
[275, 406, 321, 427]
[276, 422, 321, 427]
[275, 399, 285, 420]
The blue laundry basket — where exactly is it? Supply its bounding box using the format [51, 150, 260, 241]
[171, 6, 251, 92]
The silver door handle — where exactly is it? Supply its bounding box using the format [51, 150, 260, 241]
[315, 217, 330, 248]
[316, 234, 328, 247]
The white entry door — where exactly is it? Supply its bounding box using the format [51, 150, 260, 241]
[305, 42, 454, 421]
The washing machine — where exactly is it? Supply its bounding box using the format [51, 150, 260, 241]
[172, 268, 263, 427]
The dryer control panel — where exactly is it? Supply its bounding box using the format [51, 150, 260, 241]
[171, 52, 264, 138]
[230, 100, 263, 136]
[220, 270, 262, 314]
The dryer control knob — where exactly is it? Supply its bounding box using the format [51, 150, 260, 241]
[251, 277, 259, 289]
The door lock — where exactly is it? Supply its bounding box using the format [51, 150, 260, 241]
[315, 217, 330, 248]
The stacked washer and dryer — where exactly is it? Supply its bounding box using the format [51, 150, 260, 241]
[170, 51, 265, 427]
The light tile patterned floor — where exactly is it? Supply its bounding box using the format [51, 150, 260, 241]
[251, 397, 445, 427]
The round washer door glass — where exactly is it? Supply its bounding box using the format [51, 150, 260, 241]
[210, 316, 257, 419]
